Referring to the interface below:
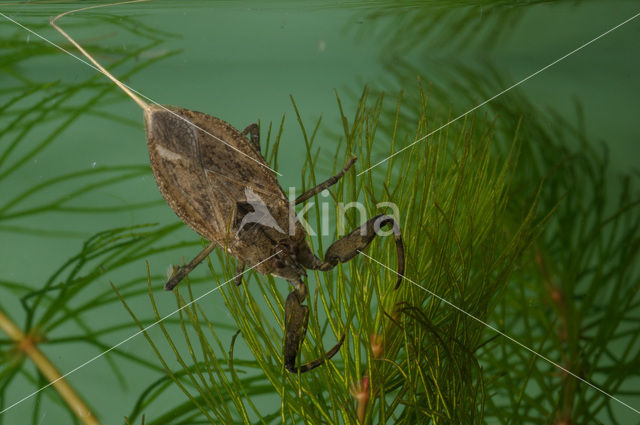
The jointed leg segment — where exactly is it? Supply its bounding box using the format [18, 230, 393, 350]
[283, 280, 344, 373]
[164, 242, 217, 291]
[320, 214, 405, 289]
[295, 156, 357, 205]
[296, 214, 405, 289]
[283, 160, 405, 373]
[283, 213, 404, 374]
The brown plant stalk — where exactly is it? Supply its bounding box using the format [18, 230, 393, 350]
[0, 308, 100, 425]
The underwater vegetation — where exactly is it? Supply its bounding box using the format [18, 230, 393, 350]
[1, 1, 639, 424]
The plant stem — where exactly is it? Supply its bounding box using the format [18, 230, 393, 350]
[0, 308, 101, 425]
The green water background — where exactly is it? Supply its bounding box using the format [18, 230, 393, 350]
[1, 0, 639, 423]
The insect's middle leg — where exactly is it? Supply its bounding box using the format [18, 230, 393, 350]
[295, 157, 357, 205]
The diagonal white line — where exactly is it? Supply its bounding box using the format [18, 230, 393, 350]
[357, 250, 640, 415]
[0, 10, 282, 177]
[357, 10, 640, 176]
[0, 251, 280, 415]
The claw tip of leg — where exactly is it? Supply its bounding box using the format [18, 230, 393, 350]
[394, 275, 403, 290]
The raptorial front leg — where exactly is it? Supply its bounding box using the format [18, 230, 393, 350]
[295, 156, 357, 205]
[242, 123, 260, 151]
[318, 214, 405, 289]
[284, 281, 344, 373]
[164, 242, 218, 291]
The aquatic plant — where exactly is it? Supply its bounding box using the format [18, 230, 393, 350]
[1, 2, 638, 424]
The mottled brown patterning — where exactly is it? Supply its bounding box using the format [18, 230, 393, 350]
[52, 0, 405, 374]
[144, 105, 298, 280]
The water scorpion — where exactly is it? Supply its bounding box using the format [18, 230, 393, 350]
[51, 0, 405, 373]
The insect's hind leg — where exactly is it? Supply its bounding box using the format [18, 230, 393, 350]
[317, 214, 405, 289]
[294, 156, 357, 205]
